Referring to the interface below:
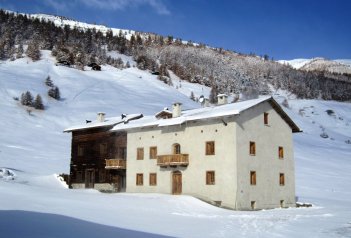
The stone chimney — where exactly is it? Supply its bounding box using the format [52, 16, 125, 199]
[97, 112, 106, 122]
[172, 102, 182, 118]
[217, 94, 228, 105]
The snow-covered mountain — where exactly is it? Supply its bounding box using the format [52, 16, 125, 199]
[1, 51, 351, 237]
[10, 11, 134, 39]
[279, 58, 351, 74]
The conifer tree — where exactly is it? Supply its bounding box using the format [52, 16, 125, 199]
[33, 94, 44, 110]
[45, 76, 54, 87]
[48, 86, 60, 100]
[20, 91, 33, 106]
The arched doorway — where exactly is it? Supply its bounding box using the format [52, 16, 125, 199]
[172, 171, 182, 195]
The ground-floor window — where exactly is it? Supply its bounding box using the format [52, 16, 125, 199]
[149, 173, 157, 186]
[206, 171, 215, 185]
[136, 173, 143, 186]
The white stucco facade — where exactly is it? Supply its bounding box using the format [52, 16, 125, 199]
[119, 98, 299, 210]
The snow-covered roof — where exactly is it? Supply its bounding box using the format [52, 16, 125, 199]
[111, 96, 301, 132]
[64, 97, 301, 133]
[64, 114, 143, 132]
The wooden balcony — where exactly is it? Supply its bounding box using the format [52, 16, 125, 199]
[157, 154, 189, 167]
[105, 159, 126, 169]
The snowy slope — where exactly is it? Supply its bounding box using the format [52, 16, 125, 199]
[28, 13, 134, 39]
[278, 58, 312, 69]
[1, 54, 351, 238]
[278, 58, 351, 74]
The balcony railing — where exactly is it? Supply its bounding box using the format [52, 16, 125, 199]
[105, 159, 126, 169]
[157, 154, 189, 167]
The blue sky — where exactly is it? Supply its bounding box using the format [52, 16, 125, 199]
[1, 0, 350, 60]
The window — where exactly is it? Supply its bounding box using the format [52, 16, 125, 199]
[118, 147, 127, 160]
[149, 146, 157, 159]
[249, 141, 256, 155]
[173, 143, 181, 154]
[206, 171, 215, 185]
[78, 145, 84, 156]
[279, 173, 285, 186]
[250, 171, 256, 185]
[137, 147, 144, 160]
[149, 173, 157, 186]
[206, 141, 215, 155]
[136, 173, 143, 186]
[100, 143, 107, 155]
[251, 201, 256, 210]
[264, 112, 269, 125]
[278, 146, 284, 159]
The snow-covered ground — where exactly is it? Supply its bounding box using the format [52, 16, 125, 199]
[1, 52, 351, 238]
[278, 58, 351, 74]
[278, 58, 312, 69]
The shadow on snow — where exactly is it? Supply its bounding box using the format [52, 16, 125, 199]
[0, 210, 172, 238]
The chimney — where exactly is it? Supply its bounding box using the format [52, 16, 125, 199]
[172, 102, 182, 118]
[217, 94, 228, 105]
[97, 112, 105, 122]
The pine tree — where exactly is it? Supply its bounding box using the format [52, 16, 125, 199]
[33, 94, 44, 110]
[45, 76, 54, 87]
[48, 86, 60, 100]
[26, 39, 41, 61]
[20, 91, 33, 106]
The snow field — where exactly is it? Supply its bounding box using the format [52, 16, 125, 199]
[1, 52, 351, 237]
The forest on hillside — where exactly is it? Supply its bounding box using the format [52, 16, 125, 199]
[1, 9, 350, 101]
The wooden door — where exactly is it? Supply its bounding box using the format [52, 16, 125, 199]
[172, 171, 182, 195]
[85, 169, 95, 188]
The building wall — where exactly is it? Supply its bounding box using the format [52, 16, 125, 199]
[235, 101, 296, 210]
[125, 116, 239, 208]
[69, 128, 127, 190]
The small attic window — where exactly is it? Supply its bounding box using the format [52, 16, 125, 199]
[264, 112, 269, 125]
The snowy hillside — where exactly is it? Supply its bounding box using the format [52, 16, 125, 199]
[279, 58, 351, 74]
[17, 12, 134, 39]
[278, 58, 312, 69]
[1, 54, 351, 237]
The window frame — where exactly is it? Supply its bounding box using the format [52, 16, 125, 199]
[278, 146, 284, 159]
[173, 143, 181, 154]
[205, 141, 215, 155]
[206, 171, 215, 185]
[137, 147, 144, 160]
[149, 173, 157, 186]
[250, 171, 256, 185]
[264, 112, 269, 125]
[149, 146, 157, 159]
[136, 173, 143, 186]
[249, 141, 256, 156]
[279, 173, 285, 186]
